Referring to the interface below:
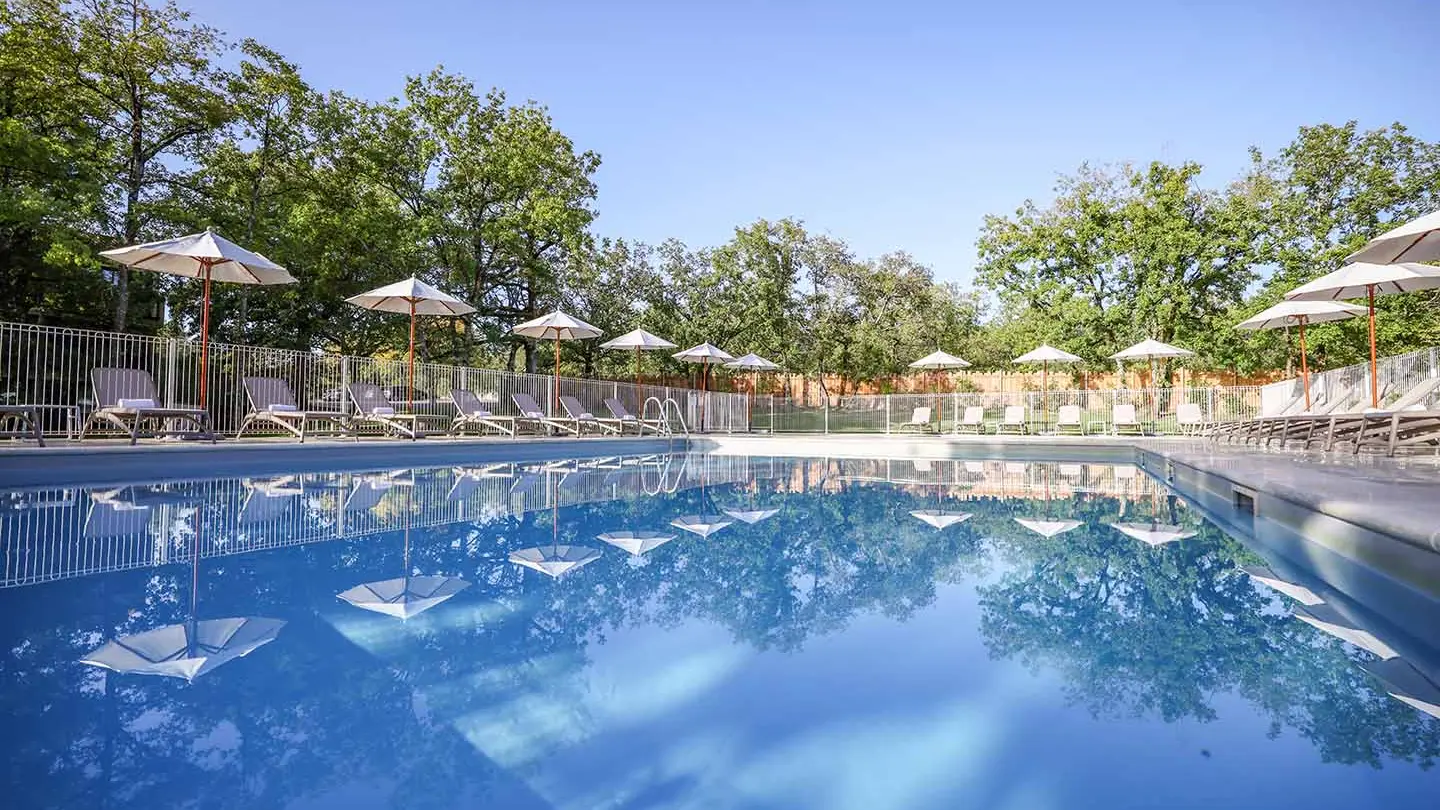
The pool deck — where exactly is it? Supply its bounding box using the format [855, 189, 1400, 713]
[0, 434, 681, 489]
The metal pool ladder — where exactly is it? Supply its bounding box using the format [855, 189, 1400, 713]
[642, 396, 689, 447]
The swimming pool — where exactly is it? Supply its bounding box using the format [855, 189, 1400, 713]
[1, 453, 1436, 808]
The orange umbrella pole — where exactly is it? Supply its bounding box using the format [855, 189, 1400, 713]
[554, 337, 562, 412]
[199, 260, 213, 407]
[1298, 318, 1311, 410]
[408, 299, 416, 408]
[635, 346, 642, 407]
[1368, 284, 1379, 408]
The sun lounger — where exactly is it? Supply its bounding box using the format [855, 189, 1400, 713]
[80, 368, 213, 445]
[603, 397, 663, 435]
[996, 405, 1028, 435]
[559, 396, 620, 435]
[237, 377, 351, 442]
[893, 406, 933, 434]
[0, 405, 44, 446]
[1111, 403, 1145, 436]
[954, 406, 986, 434]
[449, 389, 515, 436]
[510, 393, 580, 435]
[347, 383, 424, 439]
[1056, 405, 1083, 436]
[1318, 376, 1440, 453]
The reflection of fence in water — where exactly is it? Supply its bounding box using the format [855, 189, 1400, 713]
[0, 453, 767, 588]
[827, 457, 1164, 501]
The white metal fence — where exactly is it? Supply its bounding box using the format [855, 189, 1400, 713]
[1259, 346, 1440, 416]
[0, 321, 747, 436]
[752, 386, 1265, 434]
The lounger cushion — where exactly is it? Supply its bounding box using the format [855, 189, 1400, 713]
[468, 409, 492, 418]
[523, 410, 544, 418]
[267, 404, 299, 413]
[117, 398, 156, 410]
[367, 406, 396, 416]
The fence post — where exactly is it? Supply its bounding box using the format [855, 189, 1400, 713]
[886, 395, 891, 435]
[164, 338, 178, 408]
[823, 397, 829, 434]
[340, 355, 351, 411]
[1208, 386, 1215, 420]
[770, 395, 775, 433]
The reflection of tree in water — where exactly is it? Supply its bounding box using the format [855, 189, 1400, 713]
[972, 490, 1440, 769]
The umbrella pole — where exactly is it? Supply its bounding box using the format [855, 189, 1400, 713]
[1298, 317, 1311, 409]
[408, 299, 416, 409]
[700, 358, 708, 431]
[554, 337, 562, 413]
[199, 260, 214, 407]
[1368, 284, 1378, 408]
[635, 346, 642, 408]
[1042, 359, 1048, 429]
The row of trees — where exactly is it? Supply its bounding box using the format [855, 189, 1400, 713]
[4, 1, 1439, 390]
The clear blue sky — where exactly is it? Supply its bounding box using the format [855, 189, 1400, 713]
[187, 0, 1439, 283]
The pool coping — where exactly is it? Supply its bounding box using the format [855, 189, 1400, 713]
[0, 435, 683, 489]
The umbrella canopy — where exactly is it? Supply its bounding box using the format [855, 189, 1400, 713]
[1240, 565, 1323, 606]
[1110, 339, 1194, 361]
[670, 514, 734, 538]
[508, 310, 603, 413]
[508, 545, 602, 578]
[725, 353, 780, 371]
[722, 507, 781, 525]
[908, 350, 971, 369]
[1284, 262, 1440, 407]
[597, 530, 676, 556]
[99, 229, 297, 406]
[347, 277, 477, 407]
[1236, 300, 1367, 408]
[909, 510, 972, 530]
[1362, 658, 1440, 720]
[674, 344, 735, 427]
[1345, 210, 1440, 265]
[80, 617, 286, 681]
[1293, 603, 1399, 660]
[1013, 344, 1082, 364]
[1013, 518, 1082, 538]
[1109, 522, 1196, 546]
[337, 575, 471, 620]
[599, 328, 676, 350]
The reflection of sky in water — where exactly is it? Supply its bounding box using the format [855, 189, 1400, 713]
[0, 454, 1437, 809]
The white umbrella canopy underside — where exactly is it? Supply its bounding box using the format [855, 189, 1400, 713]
[673, 343, 735, 362]
[599, 329, 677, 350]
[509, 545, 602, 578]
[1293, 604, 1399, 660]
[345, 277, 476, 316]
[1109, 522, 1196, 546]
[337, 575, 471, 620]
[1013, 344, 1082, 364]
[513, 310, 603, 341]
[722, 507, 781, 524]
[1240, 565, 1324, 606]
[80, 617, 286, 681]
[909, 350, 971, 369]
[99, 230, 295, 285]
[597, 530, 677, 556]
[1110, 339, 1195, 360]
[1345, 210, 1440, 265]
[1235, 300, 1367, 331]
[910, 510, 972, 529]
[1013, 518, 1082, 538]
[1283, 262, 1440, 302]
[670, 515, 734, 537]
[725, 353, 781, 370]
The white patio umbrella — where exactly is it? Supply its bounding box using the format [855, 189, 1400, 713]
[1239, 565, 1323, 606]
[346, 277, 476, 407]
[909, 350, 971, 423]
[99, 228, 297, 406]
[1110, 339, 1195, 424]
[725, 352, 781, 432]
[597, 530, 676, 556]
[599, 328, 677, 405]
[1012, 344, 1082, 418]
[1108, 522, 1196, 546]
[674, 343, 735, 429]
[1284, 262, 1440, 408]
[509, 545, 602, 578]
[1235, 300, 1366, 409]
[1363, 658, 1440, 720]
[1345, 209, 1440, 265]
[1013, 517, 1082, 538]
[510, 310, 604, 412]
[1293, 603, 1398, 660]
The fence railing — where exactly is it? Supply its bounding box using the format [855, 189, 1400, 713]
[752, 386, 1265, 434]
[0, 321, 747, 436]
[1260, 345, 1440, 416]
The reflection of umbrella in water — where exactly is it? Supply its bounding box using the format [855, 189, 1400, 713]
[671, 514, 734, 538]
[597, 530, 676, 556]
[1108, 522, 1196, 546]
[509, 545, 602, 577]
[1240, 565, 1323, 606]
[1362, 658, 1440, 720]
[1293, 603, 1398, 660]
[338, 524, 470, 620]
[81, 517, 284, 681]
[1013, 518, 1082, 538]
[722, 508, 781, 525]
[910, 510, 972, 530]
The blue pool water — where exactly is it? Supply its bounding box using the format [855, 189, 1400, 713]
[1, 453, 1437, 809]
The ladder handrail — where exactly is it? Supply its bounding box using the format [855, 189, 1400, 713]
[661, 397, 688, 436]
